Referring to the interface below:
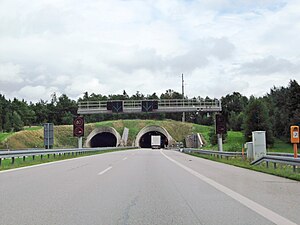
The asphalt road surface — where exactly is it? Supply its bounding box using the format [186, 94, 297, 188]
[0, 149, 299, 225]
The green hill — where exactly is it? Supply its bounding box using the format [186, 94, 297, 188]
[0, 120, 210, 150]
[1, 120, 293, 153]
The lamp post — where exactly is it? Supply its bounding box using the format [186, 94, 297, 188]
[182, 73, 185, 122]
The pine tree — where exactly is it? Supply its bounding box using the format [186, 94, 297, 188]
[243, 97, 274, 146]
[3, 112, 12, 132]
[12, 111, 24, 132]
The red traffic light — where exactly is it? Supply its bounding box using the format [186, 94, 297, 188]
[73, 116, 84, 137]
[216, 114, 226, 134]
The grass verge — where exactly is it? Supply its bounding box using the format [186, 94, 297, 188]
[0, 132, 14, 143]
[188, 152, 300, 181]
[0, 148, 135, 172]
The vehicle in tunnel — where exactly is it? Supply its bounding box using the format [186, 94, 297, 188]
[139, 131, 168, 149]
[90, 132, 117, 147]
[151, 135, 161, 149]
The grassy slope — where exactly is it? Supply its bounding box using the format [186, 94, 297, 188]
[0, 132, 13, 143]
[1, 120, 294, 153]
[204, 130, 294, 153]
[0, 120, 210, 150]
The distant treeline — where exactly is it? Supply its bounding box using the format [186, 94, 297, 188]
[0, 80, 299, 146]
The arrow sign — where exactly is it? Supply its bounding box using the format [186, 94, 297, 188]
[111, 101, 123, 113]
[142, 101, 153, 112]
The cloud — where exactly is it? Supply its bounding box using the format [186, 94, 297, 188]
[0, 63, 23, 83]
[238, 56, 300, 75]
[15, 85, 60, 102]
[0, 0, 299, 102]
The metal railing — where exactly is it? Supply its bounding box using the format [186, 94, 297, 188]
[182, 148, 244, 158]
[181, 148, 300, 172]
[251, 155, 300, 166]
[77, 99, 222, 114]
[0, 147, 136, 165]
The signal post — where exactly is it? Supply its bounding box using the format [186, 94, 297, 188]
[73, 116, 84, 149]
[216, 114, 226, 152]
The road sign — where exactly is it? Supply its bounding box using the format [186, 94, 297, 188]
[291, 126, 299, 144]
[107, 101, 123, 113]
[141, 101, 158, 112]
[44, 123, 54, 149]
[73, 116, 84, 137]
[216, 114, 226, 134]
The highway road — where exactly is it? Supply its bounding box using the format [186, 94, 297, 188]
[0, 149, 299, 225]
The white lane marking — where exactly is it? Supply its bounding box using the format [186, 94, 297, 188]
[122, 157, 128, 160]
[98, 166, 112, 175]
[160, 150, 297, 225]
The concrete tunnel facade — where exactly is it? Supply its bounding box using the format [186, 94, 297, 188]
[85, 125, 174, 148]
[135, 125, 174, 148]
[85, 127, 122, 148]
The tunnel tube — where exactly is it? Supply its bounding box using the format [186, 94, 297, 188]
[85, 127, 122, 148]
[135, 125, 174, 148]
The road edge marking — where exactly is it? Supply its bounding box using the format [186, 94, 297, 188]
[160, 150, 297, 225]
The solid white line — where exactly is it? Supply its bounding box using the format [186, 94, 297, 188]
[122, 157, 128, 160]
[98, 166, 112, 175]
[160, 150, 297, 225]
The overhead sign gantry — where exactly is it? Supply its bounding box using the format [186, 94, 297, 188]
[77, 99, 222, 115]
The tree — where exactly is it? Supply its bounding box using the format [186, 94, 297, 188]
[243, 97, 274, 146]
[286, 80, 300, 125]
[12, 111, 24, 131]
[3, 112, 12, 132]
[160, 89, 182, 99]
[221, 92, 248, 131]
[55, 94, 77, 124]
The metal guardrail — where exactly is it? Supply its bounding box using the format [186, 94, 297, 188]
[182, 148, 299, 172]
[184, 149, 297, 158]
[251, 155, 300, 167]
[182, 148, 244, 157]
[0, 147, 136, 165]
[267, 152, 297, 157]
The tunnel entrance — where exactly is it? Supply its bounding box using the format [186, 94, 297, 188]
[90, 132, 117, 147]
[139, 131, 168, 148]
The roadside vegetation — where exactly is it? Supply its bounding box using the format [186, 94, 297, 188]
[189, 153, 300, 181]
[0, 119, 295, 155]
[0, 119, 210, 150]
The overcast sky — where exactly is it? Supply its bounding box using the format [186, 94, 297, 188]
[0, 0, 299, 102]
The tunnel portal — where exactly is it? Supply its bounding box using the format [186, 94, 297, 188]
[139, 131, 168, 148]
[90, 132, 117, 147]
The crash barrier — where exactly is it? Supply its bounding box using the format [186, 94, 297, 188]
[0, 147, 136, 166]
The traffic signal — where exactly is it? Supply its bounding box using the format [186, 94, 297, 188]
[73, 116, 84, 137]
[216, 114, 226, 134]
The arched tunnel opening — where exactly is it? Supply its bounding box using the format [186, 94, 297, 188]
[90, 132, 117, 147]
[139, 131, 168, 148]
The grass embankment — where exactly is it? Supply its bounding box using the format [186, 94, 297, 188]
[1, 120, 295, 154]
[0, 132, 13, 143]
[93, 119, 210, 145]
[189, 153, 300, 181]
[0, 120, 209, 150]
[201, 128, 294, 154]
